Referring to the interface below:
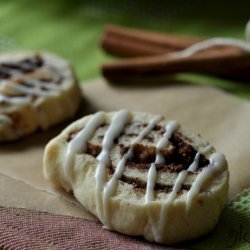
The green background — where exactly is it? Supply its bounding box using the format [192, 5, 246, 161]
[0, 0, 250, 99]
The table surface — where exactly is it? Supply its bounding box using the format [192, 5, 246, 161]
[0, 0, 250, 99]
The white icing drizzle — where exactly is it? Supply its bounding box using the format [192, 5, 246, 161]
[25, 78, 61, 91]
[0, 78, 60, 125]
[0, 94, 30, 125]
[155, 152, 201, 242]
[155, 120, 179, 164]
[145, 136, 225, 243]
[188, 152, 201, 173]
[0, 56, 64, 124]
[145, 120, 178, 203]
[146, 164, 157, 204]
[172, 37, 250, 58]
[0, 95, 31, 105]
[0, 68, 23, 79]
[0, 114, 12, 124]
[199, 144, 213, 155]
[145, 120, 178, 239]
[95, 109, 130, 222]
[102, 114, 163, 228]
[63, 111, 106, 190]
[186, 152, 226, 209]
[156, 150, 225, 242]
[6, 80, 59, 97]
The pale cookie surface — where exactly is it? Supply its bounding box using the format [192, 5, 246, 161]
[44, 110, 229, 244]
[0, 51, 82, 142]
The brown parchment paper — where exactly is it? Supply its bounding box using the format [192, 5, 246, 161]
[0, 78, 250, 220]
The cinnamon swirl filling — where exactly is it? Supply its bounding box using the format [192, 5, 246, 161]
[67, 121, 209, 193]
[0, 55, 43, 79]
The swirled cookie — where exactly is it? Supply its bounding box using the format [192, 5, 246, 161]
[0, 51, 81, 142]
[43, 110, 229, 245]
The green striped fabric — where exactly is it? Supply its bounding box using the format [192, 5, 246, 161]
[193, 189, 250, 250]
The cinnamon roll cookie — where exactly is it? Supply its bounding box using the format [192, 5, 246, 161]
[0, 52, 81, 142]
[43, 110, 229, 244]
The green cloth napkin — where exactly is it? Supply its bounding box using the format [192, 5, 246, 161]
[192, 189, 250, 250]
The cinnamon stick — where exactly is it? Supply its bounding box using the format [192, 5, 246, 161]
[101, 25, 203, 57]
[102, 46, 250, 82]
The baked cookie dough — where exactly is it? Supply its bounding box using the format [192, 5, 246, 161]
[43, 110, 229, 244]
[0, 51, 81, 142]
